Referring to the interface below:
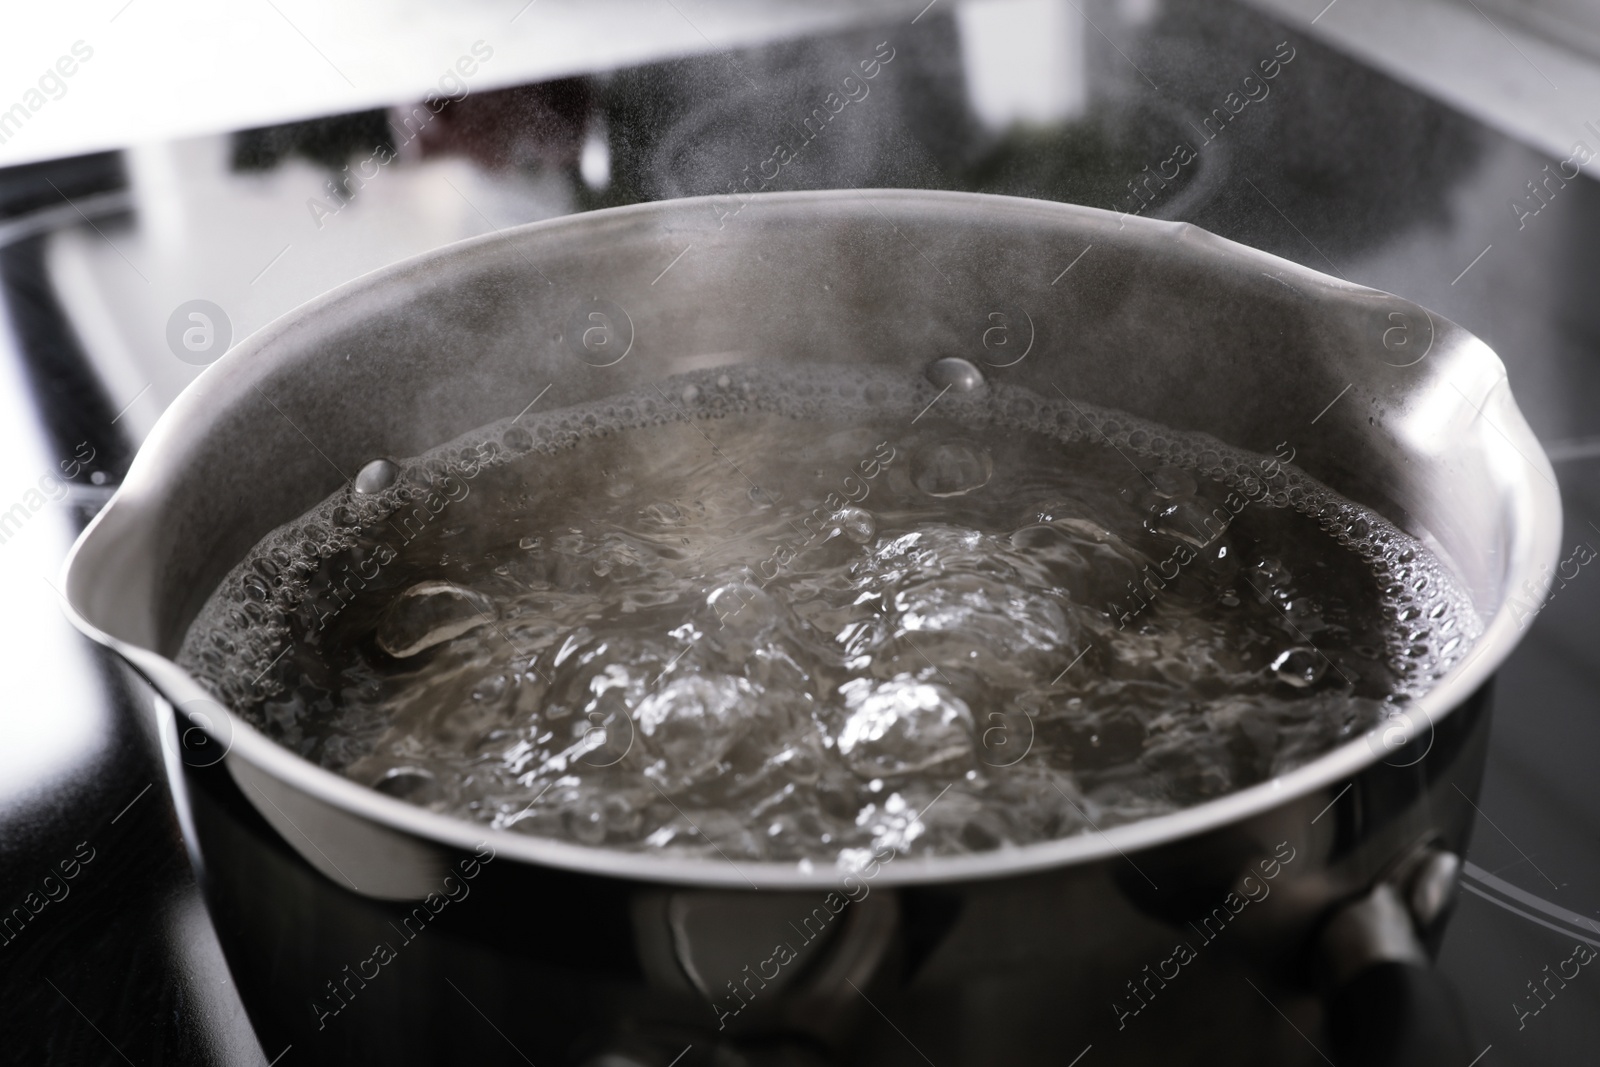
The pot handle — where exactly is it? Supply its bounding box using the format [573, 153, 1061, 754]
[1320, 849, 1477, 1066]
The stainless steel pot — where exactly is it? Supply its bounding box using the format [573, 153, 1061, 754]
[61, 190, 1560, 1066]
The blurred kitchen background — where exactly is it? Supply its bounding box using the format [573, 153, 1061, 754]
[1, 0, 1597, 1063]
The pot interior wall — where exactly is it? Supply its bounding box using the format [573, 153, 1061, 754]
[74, 192, 1534, 667]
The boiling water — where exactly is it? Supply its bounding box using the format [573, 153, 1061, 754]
[179, 364, 1477, 867]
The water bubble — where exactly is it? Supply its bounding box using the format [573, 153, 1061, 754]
[837, 676, 975, 778]
[502, 427, 533, 453]
[912, 441, 993, 497]
[636, 674, 759, 786]
[354, 458, 399, 495]
[702, 583, 782, 648]
[835, 506, 876, 544]
[376, 582, 495, 658]
[1269, 647, 1325, 688]
[925, 357, 987, 393]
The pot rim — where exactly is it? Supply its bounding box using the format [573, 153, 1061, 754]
[59, 189, 1563, 890]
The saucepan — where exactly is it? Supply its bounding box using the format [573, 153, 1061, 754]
[60, 190, 1560, 1065]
